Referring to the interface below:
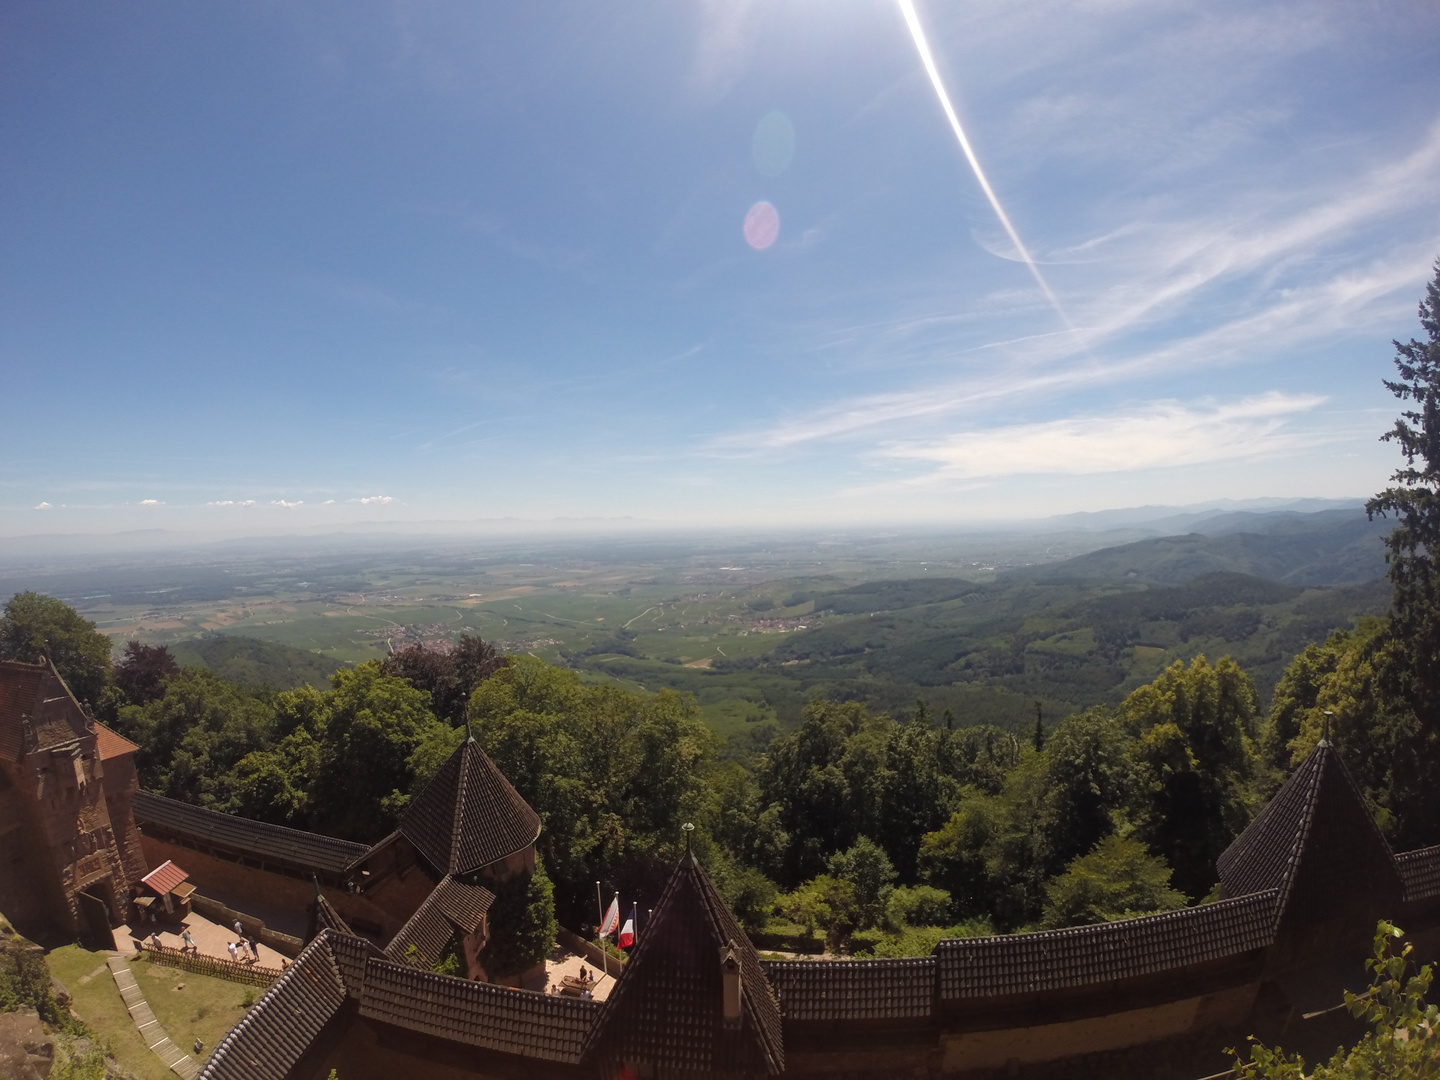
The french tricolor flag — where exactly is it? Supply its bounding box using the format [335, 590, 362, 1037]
[618, 903, 636, 949]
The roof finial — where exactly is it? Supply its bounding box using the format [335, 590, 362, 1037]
[1320, 709, 1334, 747]
[465, 717, 474, 744]
[681, 821, 694, 857]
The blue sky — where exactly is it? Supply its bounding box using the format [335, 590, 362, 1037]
[3, 0, 1439, 536]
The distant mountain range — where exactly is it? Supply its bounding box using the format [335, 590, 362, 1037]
[1011, 507, 1388, 587]
[1039, 497, 1367, 534]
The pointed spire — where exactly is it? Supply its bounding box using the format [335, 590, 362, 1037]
[400, 735, 540, 876]
[1217, 740, 1402, 940]
[584, 851, 784, 1075]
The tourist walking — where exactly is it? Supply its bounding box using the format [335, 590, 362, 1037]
[180, 928, 196, 954]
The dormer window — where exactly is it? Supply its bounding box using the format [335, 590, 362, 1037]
[719, 940, 743, 1022]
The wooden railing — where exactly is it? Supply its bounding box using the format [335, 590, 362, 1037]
[137, 942, 282, 988]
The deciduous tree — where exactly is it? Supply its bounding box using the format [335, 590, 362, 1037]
[0, 592, 113, 706]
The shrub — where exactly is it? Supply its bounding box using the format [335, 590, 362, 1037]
[1230, 921, 1437, 1078]
[885, 885, 952, 930]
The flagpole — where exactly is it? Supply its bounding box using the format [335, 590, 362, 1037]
[595, 881, 602, 939]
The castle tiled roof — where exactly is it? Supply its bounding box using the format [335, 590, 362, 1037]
[325, 931, 384, 999]
[0, 658, 91, 760]
[399, 735, 541, 876]
[934, 889, 1278, 1000]
[305, 879, 358, 944]
[93, 720, 139, 760]
[200, 932, 348, 1080]
[358, 957, 598, 1063]
[133, 789, 369, 875]
[585, 853, 785, 1075]
[1397, 845, 1440, 903]
[383, 875, 495, 969]
[1217, 741, 1403, 927]
[762, 956, 935, 1022]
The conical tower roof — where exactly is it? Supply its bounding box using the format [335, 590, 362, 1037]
[1218, 740, 1403, 932]
[399, 733, 540, 876]
[584, 852, 784, 1076]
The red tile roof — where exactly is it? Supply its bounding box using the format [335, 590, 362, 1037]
[0, 658, 91, 760]
[93, 720, 139, 760]
[141, 859, 190, 896]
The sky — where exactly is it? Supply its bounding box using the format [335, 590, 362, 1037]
[3, 0, 1440, 537]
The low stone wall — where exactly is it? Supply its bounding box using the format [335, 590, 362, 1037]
[190, 893, 304, 958]
[557, 927, 625, 979]
[138, 942, 280, 988]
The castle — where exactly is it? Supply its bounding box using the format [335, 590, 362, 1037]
[0, 658, 146, 943]
[4, 656, 1440, 1079]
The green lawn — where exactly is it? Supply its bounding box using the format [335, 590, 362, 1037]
[46, 945, 254, 1080]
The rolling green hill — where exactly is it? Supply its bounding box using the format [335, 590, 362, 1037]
[169, 634, 347, 690]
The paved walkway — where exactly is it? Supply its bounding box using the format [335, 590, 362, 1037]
[114, 907, 288, 969]
[106, 955, 199, 1080]
[541, 947, 615, 1002]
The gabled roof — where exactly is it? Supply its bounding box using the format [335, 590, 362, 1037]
[762, 956, 935, 1022]
[141, 859, 189, 897]
[585, 853, 785, 1075]
[1217, 740, 1403, 927]
[398, 735, 540, 876]
[359, 957, 598, 1063]
[934, 890, 1278, 1000]
[200, 931, 349, 1080]
[133, 789, 369, 875]
[0, 658, 92, 760]
[383, 875, 495, 969]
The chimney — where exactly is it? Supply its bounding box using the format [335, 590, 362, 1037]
[719, 940, 743, 1023]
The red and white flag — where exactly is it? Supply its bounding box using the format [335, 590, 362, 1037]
[618, 905, 635, 949]
[599, 894, 620, 938]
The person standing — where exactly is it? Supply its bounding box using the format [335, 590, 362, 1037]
[226, 941, 238, 962]
[180, 928, 196, 954]
[233, 920, 244, 937]
[248, 938, 260, 962]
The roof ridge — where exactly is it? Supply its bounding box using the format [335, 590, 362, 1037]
[449, 741, 470, 872]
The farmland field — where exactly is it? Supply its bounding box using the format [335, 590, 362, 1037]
[0, 511, 1391, 745]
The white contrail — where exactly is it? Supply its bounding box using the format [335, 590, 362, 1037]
[896, 0, 1072, 331]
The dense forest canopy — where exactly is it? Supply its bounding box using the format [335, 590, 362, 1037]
[5, 261, 1439, 959]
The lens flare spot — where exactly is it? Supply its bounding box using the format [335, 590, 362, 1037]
[752, 111, 795, 177]
[743, 201, 780, 250]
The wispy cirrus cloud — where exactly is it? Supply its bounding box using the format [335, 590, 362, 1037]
[873, 392, 1325, 487]
[711, 119, 1440, 457]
